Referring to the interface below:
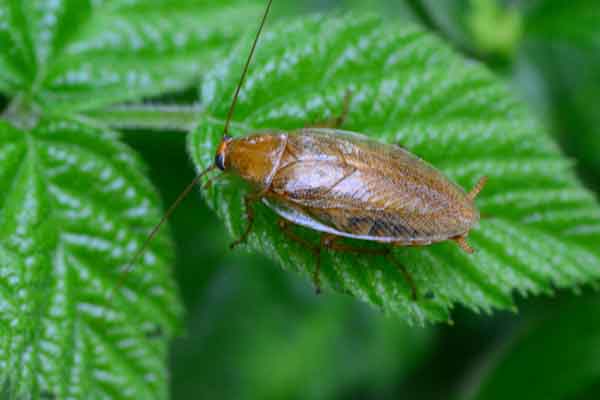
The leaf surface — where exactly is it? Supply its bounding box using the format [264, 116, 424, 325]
[188, 14, 600, 324]
[0, 119, 182, 399]
[0, 0, 262, 112]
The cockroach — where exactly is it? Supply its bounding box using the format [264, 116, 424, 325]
[118, 0, 487, 300]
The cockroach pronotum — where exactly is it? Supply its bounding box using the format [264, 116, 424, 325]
[118, 0, 487, 300]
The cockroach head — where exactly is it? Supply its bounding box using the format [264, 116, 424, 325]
[215, 134, 233, 171]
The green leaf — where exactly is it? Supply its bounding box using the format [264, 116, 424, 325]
[469, 294, 600, 400]
[188, 14, 600, 324]
[0, 118, 182, 399]
[0, 0, 262, 113]
[0, 0, 33, 93]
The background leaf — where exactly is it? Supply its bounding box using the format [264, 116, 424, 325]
[0, 0, 263, 113]
[188, 14, 600, 324]
[0, 119, 181, 399]
[0, 0, 33, 93]
[469, 293, 600, 400]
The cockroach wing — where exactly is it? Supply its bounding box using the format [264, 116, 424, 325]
[263, 128, 478, 244]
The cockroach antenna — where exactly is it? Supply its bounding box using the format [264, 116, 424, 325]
[107, 0, 273, 303]
[223, 0, 273, 137]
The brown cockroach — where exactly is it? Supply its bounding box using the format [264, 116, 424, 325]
[120, 0, 487, 300]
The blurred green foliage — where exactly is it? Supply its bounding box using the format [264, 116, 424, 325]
[470, 294, 600, 400]
[1, 0, 600, 399]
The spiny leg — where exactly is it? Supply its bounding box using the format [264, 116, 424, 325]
[277, 219, 323, 293]
[230, 193, 261, 250]
[306, 90, 352, 129]
[450, 176, 489, 251]
[453, 235, 474, 254]
[469, 175, 492, 219]
[322, 235, 418, 300]
[468, 176, 488, 201]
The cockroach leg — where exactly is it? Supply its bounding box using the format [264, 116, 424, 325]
[453, 235, 474, 254]
[322, 235, 418, 300]
[334, 89, 352, 128]
[468, 176, 488, 201]
[306, 90, 353, 129]
[277, 219, 323, 293]
[230, 193, 260, 250]
[322, 234, 384, 255]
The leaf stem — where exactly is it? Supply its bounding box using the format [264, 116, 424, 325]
[82, 103, 203, 132]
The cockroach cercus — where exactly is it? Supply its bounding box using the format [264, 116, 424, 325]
[117, 0, 487, 301]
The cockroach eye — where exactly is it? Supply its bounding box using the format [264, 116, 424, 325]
[215, 153, 225, 171]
